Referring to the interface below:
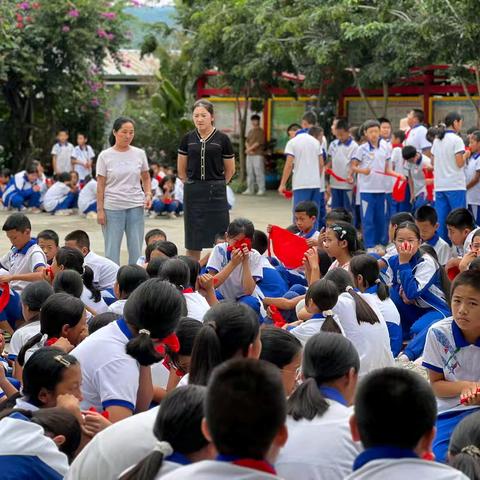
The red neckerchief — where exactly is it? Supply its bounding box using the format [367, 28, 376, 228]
[45, 337, 59, 347]
[182, 288, 194, 294]
[231, 459, 276, 475]
[154, 333, 180, 356]
[391, 143, 403, 149]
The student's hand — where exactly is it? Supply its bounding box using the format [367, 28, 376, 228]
[57, 394, 82, 422]
[318, 226, 327, 245]
[278, 183, 286, 195]
[144, 195, 152, 210]
[459, 251, 477, 272]
[32, 184, 41, 192]
[306, 238, 318, 247]
[240, 244, 250, 260]
[97, 209, 106, 226]
[305, 247, 320, 269]
[397, 241, 415, 264]
[446, 257, 462, 271]
[82, 410, 112, 437]
[0, 275, 12, 284]
[347, 175, 354, 184]
[399, 286, 414, 305]
[460, 383, 480, 406]
[52, 337, 74, 353]
[266, 224, 273, 234]
[282, 320, 301, 330]
[198, 273, 215, 292]
[229, 248, 244, 267]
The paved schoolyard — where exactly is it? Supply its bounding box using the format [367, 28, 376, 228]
[0, 192, 292, 263]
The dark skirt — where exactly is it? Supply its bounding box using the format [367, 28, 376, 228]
[183, 179, 230, 250]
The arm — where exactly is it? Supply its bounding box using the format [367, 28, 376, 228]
[456, 152, 466, 168]
[135, 365, 153, 413]
[278, 155, 294, 192]
[207, 248, 243, 287]
[467, 171, 480, 190]
[52, 155, 58, 174]
[240, 254, 257, 296]
[408, 174, 414, 203]
[105, 405, 132, 423]
[224, 158, 235, 183]
[0, 367, 18, 398]
[177, 153, 187, 183]
[263, 295, 304, 310]
[350, 159, 370, 176]
[96, 175, 106, 226]
[423, 148, 432, 160]
[0, 266, 46, 284]
[428, 369, 478, 399]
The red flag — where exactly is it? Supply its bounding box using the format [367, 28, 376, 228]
[268, 225, 309, 269]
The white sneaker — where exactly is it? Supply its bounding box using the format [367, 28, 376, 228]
[256, 190, 265, 196]
[242, 189, 253, 195]
[86, 211, 97, 220]
[168, 212, 176, 219]
[55, 209, 73, 216]
[149, 212, 158, 219]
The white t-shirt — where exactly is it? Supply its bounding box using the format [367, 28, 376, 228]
[42, 182, 70, 212]
[466, 153, 480, 205]
[78, 179, 97, 213]
[328, 138, 357, 190]
[284, 131, 323, 190]
[96, 146, 149, 210]
[108, 299, 126, 315]
[81, 286, 109, 315]
[276, 401, 361, 480]
[386, 146, 405, 194]
[362, 292, 401, 327]
[84, 251, 119, 290]
[71, 319, 140, 412]
[72, 145, 95, 180]
[405, 124, 432, 153]
[51, 142, 75, 173]
[290, 315, 344, 346]
[7, 320, 40, 360]
[432, 131, 466, 192]
[184, 291, 209, 322]
[424, 235, 452, 266]
[352, 140, 391, 193]
[405, 154, 431, 197]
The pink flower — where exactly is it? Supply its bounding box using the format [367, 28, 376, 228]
[131, 0, 142, 6]
[106, 33, 115, 40]
[62, 25, 70, 32]
[19, 2, 30, 10]
[16, 22, 24, 28]
[101, 11, 116, 20]
[97, 28, 107, 38]
[68, 9, 79, 18]
[91, 98, 100, 107]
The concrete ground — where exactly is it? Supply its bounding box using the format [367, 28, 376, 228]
[0, 192, 292, 263]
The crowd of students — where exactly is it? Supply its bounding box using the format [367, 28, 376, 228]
[0, 108, 480, 480]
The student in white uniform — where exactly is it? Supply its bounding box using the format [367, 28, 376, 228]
[466, 131, 480, 224]
[51, 129, 74, 175]
[405, 108, 432, 156]
[276, 333, 361, 480]
[2, 164, 42, 211]
[108, 265, 149, 316]
[77, 176, 97, 217]
[346, 368, 468, 480]
[71, 279, 183, 423]
[42, 172, 77, 215]
[71, 133, 95, 181]
[119, 386, 214, 480]
[402, 145, 433, 211]
[162, 358, 288, 480]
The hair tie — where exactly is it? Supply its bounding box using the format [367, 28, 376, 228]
[208, 321, 217, 332]
[139, 329, 151, 336]
[461, 445, 480, 458]
[54, 355, 71, 367]
[154, 441, 173, 457]
[323, 310, 334, 317]
[345, 285, 353, 292]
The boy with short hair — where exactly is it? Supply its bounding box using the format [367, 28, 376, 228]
[294, 201, 319, 246]
[446, 208, 478, 260]
[42, 172, 78, 216]
[51, 128, 74, 175]
[0, 169, 11, 196]
[162, 358, 288, 480]
[346, 367, 467, 479]
[389, 130, 410, 215]
[37, 229, 59, 265]
[71, 132, 95, 182]
[2, 164, 42, 212]
[136, 228, 167, 266]
[0, 214, 47, 333]
[415, 205, 451, 266]
[402, 145, 433, 212]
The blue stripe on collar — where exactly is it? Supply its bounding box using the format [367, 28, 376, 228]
[319, 386, 348, 406]
[452, 320, 480, 348]
[365, 285, 379, 294]
[311, 313, 325, 319]
[339, 137, 353, 146]
[116, 318, 134, 340]
[298, 228, 317, 239]
[353, 446, 418, 471]
[12, 239, 36, 255]
[425, 231, 440, 246]
[166, 452, 191, 466]
[295, 128, 309, 136]
[472, 152, 480, 160]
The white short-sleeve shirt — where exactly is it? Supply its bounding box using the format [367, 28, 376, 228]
[405, 154, 432, 197]
[96, 146, 149, 210]
[386, 146, 405, 193]
[351, 140, 391, 193]
[466, 153, 480, 205]
[108, 299, 126, 315]
[7, 320, 40, 360]
[405, 124, 432, 153]
[432, 131, 466, 191]
[290, 315, 344, 346]
[78, 179, 97, 213]
[51, 142, 75, 173]
[328, 138, 357, 190]
[42, 182, 70, 212]
[72, 145, 95, 180]
[184, 291, 209, 321]
[84, 251, 119, 290]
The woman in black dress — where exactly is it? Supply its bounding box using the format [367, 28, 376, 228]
[177, 99, 235, 259]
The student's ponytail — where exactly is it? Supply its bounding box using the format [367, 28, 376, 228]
[124, 279, 183, 366]
[350, 254, 390, 301]
[288, 333, 359, 421]
[305, 278, 342, 334]
[82, 265, 101, 302]
[189, 302, 259, 386]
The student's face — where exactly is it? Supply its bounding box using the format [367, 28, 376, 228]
[451, 284, 480, 338]
[146, 234, 166, 246]
[365, 126, 380, 144]
[336, 128, 350, 142]
[323, 229, 345, 258]
[70, 173, 79, 185]
[392, 135, 401, 145]
[226, 233, 246, 247]
[0, 175, 9, 185]
[415, 220, 437, 242]
[287, 128, 298, 139]
[57, 131, 69, 144]
[447, 226, 470, 247]
[51, 257, 62, 276]
[64, 310, 88, 346]
[54, 364, 83, 402]
[65, 240, 88, 257]
[151, 164, 160, 175]
[193, 106, 213, 131]
[281, 351, 302, 397]
[251, 119, 260, 127]
[27, 172, 38, 183]
[470, 137, 480, 152]
[394, 227, 420, 255]
[176, 354, 192, 376]
[453, 119, 463, 132]
[294, 212, 315, 233]
[380, 122, 392, 139]
[77, 134, 87, 146]
[163, 180, 173, 191]
[113, 122, 135, 148]
[6, 228, 31, 250]
[407, 111, 417, 127]
[38, 239, 59, 262]
[470, 236, 480, 256]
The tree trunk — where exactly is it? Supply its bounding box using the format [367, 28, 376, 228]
[351, 66, 378, 118]
[459, 75, 480, 126]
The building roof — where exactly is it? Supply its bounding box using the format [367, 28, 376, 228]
[103, 49, 159, 85]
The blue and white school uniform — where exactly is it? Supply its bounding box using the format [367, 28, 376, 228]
[51, 142, 74, 174]
[289, 313, 344, 346]
[384, 252, 450, 360]
[423, 231, 452, 266]
[108, 299, 127, 315]
[7, 319, 40, 362]
[2, 171, 42, 209]
[71, 318, 140, 412]
[352, 140, 390, 247]
[389, 145, 411, 214]
[0, 412, 70, 480]
[84, 250, 119, 293]
[257, 256, 289, 298]
[405, 124, 432, 154]
[72, 145, 95, 181]
[345, 446, 467, 479]
[78, 179, 97, 214]
[328, 137, 357, 212]
[81, 286, 109, 315]
[183, 290, 209, 322]
[423, 317, 480, 463]
[466, 152, 480, 223]
[276, 387, 362, 480]
[405, 154, 432, 211]
[42, 182, 76, 213]
[432, 131, 466, 240]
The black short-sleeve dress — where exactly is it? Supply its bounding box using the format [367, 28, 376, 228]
[178, 128, 234, 250]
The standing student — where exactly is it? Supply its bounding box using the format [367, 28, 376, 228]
[390, 130, 411, 215]
[279, 111, 324, 230]
[71, 132, 95, 182]
[37, 230, 60, 266]
[243, 114, 266, 196]
[108, 265, 149, 316]
[405, 108, 432, 157]
[77, 175, 97, 219]
[97, 117, 152, 265]
[276, 333, 361, 480]
[2, 164, 42, 212]
[466, 130, 480, 224]
[42, 172, 78, 216]
[346, 368, 467, 480]
[51, 128, 74, 175]
[161, 359, 288, 480]
[309, 126, 327, 229]
[402, 145, 433, 212]
[432, 112, 467, 241]
[323, 221, 358, 271]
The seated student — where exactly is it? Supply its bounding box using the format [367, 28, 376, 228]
[0, 213, 47, 334]
[276, 333, 361, 480]
[88, 312, 120, 335]
[77, 175, 98, 219]
[323, 221, 358, 271]
[402, 145, 433, 212]
[259, 327, 302, 397]
[2, 164, 42, 212]
[459, 229, 480, 272]
[64, 230, 119, 295]
[350, 254, 402, 357]
[381, 211, 415, 264]
[415, 205, 452, 266]
[37, 229, 60, 266]
[151, 174, 179, 219]
[72, 279, 183, 423]
[0, 168, 11, 196]
[42, 172, 78, 216]
[136, 228, 167, 266]
[174, 175, 184, 215]
[161, 358, 288, 480]
[383, 221, 451, 361]
[148, 241, 178, 262]
[146, 257, 168, 278]
[293, 201, 320, 245]
[446, 208, 478, 274]
[422, 270, 480, 463]
[108, 265, 149, 316]
[346, 368, 467, 480]
[119, 385, 214, 480]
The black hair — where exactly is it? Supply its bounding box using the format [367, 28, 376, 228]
[226, 218, 255, 240]
[145, 228, 167, 244]
[335, 118, 349, 132]
[0, 168, 11, 177]
[437, 112, 463, 140]
[287, 123, 301, 133]
[350, 254, 389, 301]
[324, 268, 380, 325]
[88, 312, 120, 335]
[20, 281, 54, 312]
[328, 221, 358, 255]
[392, 129, 406, 143]
[124, 279, 183, 366]
[446, 208, 476, 231]
[159, 174, 176, 191]
[452, 270, 480, 298]
[158, 258, 190, 290]
[57, 172, 71, 183]
[2, 213, 31, 232]
[119, 385, 208, 480]
[146, 256, 168, 277]
[305, 279, 341, 333]
[302, 111, 317, 126]
[415, 205, 438, 225]
[192, 99, 214, 116]
[150, 240, 178, 259]
[288, 333, 359, 420]
[17, 294, 85, 366]
[53, 270, 83, 298]
[167, 317, 203, 374]
[326, 208, 353, 225]
[294, 201, 318, 218]
[250, 114, 261, 121]
[448, 410, 480, 479]
[390, 211, 415, 227]
[25, 163, 38, 174]
[362, 119, 380, 131]
[252, 230, 268, 255]
[402, 145, 417, 161]
[116, 265, 149, 298]
[355, 367, 436, 449]
[318, 250, 334, 277]
[260, 326, 301, 369]
[308, 126, 324, 138]
[189, 302, 259, 386]
[377, 117, 391, 125]
[469, 257, 480, 272]
[178, 255, 200, 288]
[55, 247, 101, 302]
[470, 130, 480, 143]
[57, 128, 69, 135]
[64, 230, 90, 250]
[426, 125, 440, 143]
[109, 116, 135, 146]
[410, 108, 425, 124]
[37, 229, 59, 246]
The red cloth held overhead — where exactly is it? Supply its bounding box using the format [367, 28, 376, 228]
[268, 225, 309, 269]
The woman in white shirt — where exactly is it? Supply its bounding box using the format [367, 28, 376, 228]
[276, 332, 362, 480]
[97, 117, 152, 265]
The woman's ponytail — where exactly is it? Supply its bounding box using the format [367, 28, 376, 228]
[17, 333, 43, 367]
[126, 329, 164, 367]
[376, 280, 390, 301]
[287, 377, 329, 420]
